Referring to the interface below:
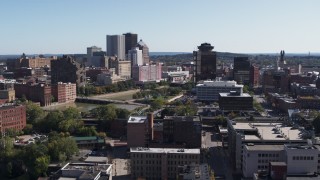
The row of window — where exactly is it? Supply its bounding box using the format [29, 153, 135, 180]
[258, 153, 280, 158]
[292, 156, 314, 161]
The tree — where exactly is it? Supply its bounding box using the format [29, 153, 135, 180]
[26, 102, 45, 125]
[150, 98, 165, 110]
[116, 108, 131, 119]
[63, 107, 81, 120]
[34, 155, 50, 177]
[90, 105, 117, 121]
[47, 134, 78, 162]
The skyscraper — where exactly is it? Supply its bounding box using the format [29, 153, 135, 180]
[87, 46, 103, 66]
[136, 39, 150, 65]
[128, 47, 143, 66]
[233, 57, 250, 85]
[106, 35, 125, 60]
[123, 33, 138, 56]
[193, 43, 216, 82]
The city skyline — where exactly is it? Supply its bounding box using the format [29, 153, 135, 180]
[0, 0, 319, 54]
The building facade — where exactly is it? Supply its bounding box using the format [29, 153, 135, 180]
[51, 82, 77, 103]
[196, 80, 243, 101]
[106, 35, 126, 60]
[14, 83, 52, 106]
[123, 33, 138, 56]
[193, 43, 216, 82]
[233, 57, 250, 85]
[128, 47, 143, 66]
[130, 147, 200, 179]
[136, 39, 150, 65]
[219, 92, 253, 111]
[51, 55, 86, 87]
[132, 64, 162, 84]
[0, 104, 26, 135]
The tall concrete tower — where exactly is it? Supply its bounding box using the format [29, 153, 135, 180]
[193, 43, 216, 82]
[106, 35, 125, 60]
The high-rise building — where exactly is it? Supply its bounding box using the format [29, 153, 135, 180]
[136, 39, 150, 65]
[193, 43, 216, 82]
[86, 46, 103, 66]
[123, 33, 138, 56]
[128, 47, 143, 66]
[51, 55, 86, 87]
[106, 35, 125, 60]
[250, 64, 259, 87]
[233, 57, 250, 85]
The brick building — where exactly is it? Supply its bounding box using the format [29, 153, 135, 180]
[130, 147, 200, 179]
[250, 65, 259, 87]
[15, 83, 52, 106]
[132, 63, 162, 84]
[0, 104, 26, 135]
[51, 82, 77, 103]
[51, 55, 86, 87]
[219, 91, 253, 111]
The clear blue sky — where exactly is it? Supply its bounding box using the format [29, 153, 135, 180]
[0, 0, 319, 54]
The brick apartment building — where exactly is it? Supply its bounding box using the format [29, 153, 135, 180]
[0, 104, 26, 135]
[51, 82, 77, 103]
[15, 83, 52, 106]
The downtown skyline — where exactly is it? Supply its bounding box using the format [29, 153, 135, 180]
[0, 0, 319, 54]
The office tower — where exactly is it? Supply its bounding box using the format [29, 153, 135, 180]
[51, 55, 86, 87]
[193, 43, 216, 82]
[250, 64, 259, 87]
[136, 39, 150, 65]
[233, 57, 250, 85]
[123, 33, 138, 56]
[106, 35, 125, 60]
[87, 46, 103, 66]
[128, 47, 143, 66]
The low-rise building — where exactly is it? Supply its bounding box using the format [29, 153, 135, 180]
[55, 162, 112, 180]
[51, 82, 76, 103]
[177, 163, 211, 180]
[228, 118, 308, 172]
[196, 80, 243, 101]
[127, 115, 153, 148]
[130, 147, 200, 179]
[132, 63, 162, 84]
[219, 91, 253, 111]
[0, 104, 26, 135]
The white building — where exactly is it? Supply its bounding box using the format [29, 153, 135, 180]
[228, 119, 308, 172]
[128, 47, 143, 66]
[285, 144, 318, 175]
[196, 80, 243, 101]
[242, 144, 285, 178]
[243, 144, 320, 178]
[58, 162, 112, 180]
[130, 147, 200, 179]
[106, 35, 125, 60]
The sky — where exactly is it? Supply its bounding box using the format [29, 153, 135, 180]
[0, 0, 319, 54]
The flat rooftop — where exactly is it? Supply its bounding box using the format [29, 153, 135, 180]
[128, 116, 147, 123]
[84, 156, 108, 163]
[219, 92, 251, 97]
[196, 80, 243, 88]
[232, 122, 305, 141]
[130, 147, 200, 154]
[246, 144, 284, 151]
